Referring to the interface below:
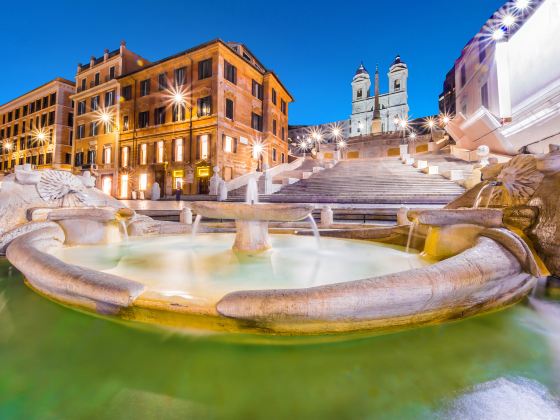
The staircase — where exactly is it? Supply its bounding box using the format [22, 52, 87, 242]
[228, 156, 466, 204]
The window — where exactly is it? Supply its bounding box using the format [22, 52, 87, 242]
[50, 93, 56, 106]
[394, 80, 401, 91]
[42, 96, 49, 109]
[197, 96, 212, 117]
[172, 104, 186, 122]
[225, 98, 234, 120]
[120, 174, 128, 198]
[481, 83, 489, 109]
[158, 73, 167, 91]
[460, 65, 466, 87]
[48, 111, 55, 125]
[155, 107, 166, 125]
[272, 148, 277, 161]
[174, 138, 184, 162]
[105, 90, 115, 107]
[103, 146, 112, 164]
[198, 59, 212, 79]
[80, 79, 86, 91]
[281, 126, 285, 140]
[94, 73, 100, 86]
[41, 114, 47, 127]
[122, 85, 132, 100]
[252, 80, 263, 100]
[281, 99, 287, 115]
[109, 66, 116, 80]
[156, 140, 164, 163]
[123, 115, 129, 131]
[77, 101, 86, 115]
[272, 119, 277, 136]
[357, 88, 363, 98]
[138, 111, 150, 128]
[281, 152, 285, 163]
[223, 135, 233, 153]
[139, 143, 147, 165]
[224, 61, 237, 84]
[199, 134, 209, 160]
[87, 150, 96, 164]
[121, 146, 129, 167]
[90, 121, 98, 136]
[251, 112, 263, 131]
[65, 153, 71, 165]
[23, 105, 28, 116]
[139, 173, 148, 190]
[140, 79, 151, 96]
[91, 96, 99, 111]
[174, 67, 186, 86]
[272, 88, 277, 105]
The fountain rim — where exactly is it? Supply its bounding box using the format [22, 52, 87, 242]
[4, 223, 537, 336]
[188, 201, 316, 222]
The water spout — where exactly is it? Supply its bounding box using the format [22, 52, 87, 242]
[118, 220, 129, 244]
[306, 214, 321, 248]
[246, 177, 259, 204]
[192, 214, 202, 238]
[406, 219, 419, 254]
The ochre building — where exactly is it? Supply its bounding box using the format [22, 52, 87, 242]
[0, 78, 74, 172]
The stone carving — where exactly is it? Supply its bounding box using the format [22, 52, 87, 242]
[495, 155, 544, 206]
[209, 166, 221, 195]
[14, 164, 42, 185]
[37, 170, 86, 203]
[79, 171, 96, 188]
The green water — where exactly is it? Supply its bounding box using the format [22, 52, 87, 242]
[0, 258, 558, 419]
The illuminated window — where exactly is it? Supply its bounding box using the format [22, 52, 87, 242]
[102, 176, 112, 195]
[139, 173, 148, 191]
[156, 140, 164, 163]
[200, 134, 209, 159]
[224, 135, 233, 153]
[103, 146, 111, 164]
[120, 174, 128, 198]
[139, 143, 147, 165]
[174, 138, 183, 162]
[121, 146, 129, 167]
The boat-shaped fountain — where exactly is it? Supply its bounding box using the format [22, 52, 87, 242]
[1, 146, 559, 337]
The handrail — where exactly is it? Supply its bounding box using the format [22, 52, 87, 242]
[225, 171, 262, 192]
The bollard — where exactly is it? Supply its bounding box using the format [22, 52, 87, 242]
[180, 207, 193, 224]
[321, 206, 334, 227]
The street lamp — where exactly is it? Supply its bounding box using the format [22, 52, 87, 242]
[398, 117, 408, 145]
[252, 139, 265, 171]
[424, 117, 436, 143]
[408, 131, 417, 156]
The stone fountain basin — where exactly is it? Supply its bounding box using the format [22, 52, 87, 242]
[189, 202, 315, 222]
[4, 221, 540, 336]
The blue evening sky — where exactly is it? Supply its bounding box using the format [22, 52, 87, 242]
[0, 0, 504, 125]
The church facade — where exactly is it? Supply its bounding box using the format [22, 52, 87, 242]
[350, 56, 409, 136]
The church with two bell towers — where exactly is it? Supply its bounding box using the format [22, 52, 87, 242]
[350, 55, 409, 136]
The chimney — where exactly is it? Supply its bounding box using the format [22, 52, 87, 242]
[103, 48, 109, 61]
[77, 63, 82, 73]
[90, 55, 95, 67]
[120, 40, 126, 54]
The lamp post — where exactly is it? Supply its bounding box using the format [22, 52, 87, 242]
[408, 131, 417, 156]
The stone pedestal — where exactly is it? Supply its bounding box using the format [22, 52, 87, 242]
[180, 208, 193, 224]
[320, 206, 334, 227]
[233, 220, 271, 252]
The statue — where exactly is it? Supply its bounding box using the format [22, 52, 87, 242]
[217, 179, 228, 202]
[150, 182, 161, 201]
[209, 166, 221, 195]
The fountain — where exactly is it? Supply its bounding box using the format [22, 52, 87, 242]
[0, 145, 559, 336]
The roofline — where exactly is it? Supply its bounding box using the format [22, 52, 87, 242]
[0, 77, 75, 110]
[455, 0, 545, 65]
[118, 38, 295, 101]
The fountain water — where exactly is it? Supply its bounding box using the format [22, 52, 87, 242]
[406, 219, 419, 253]
[306, 215, 321, 248]
[118, 220, 129, 244]
[191, 214, 202, 238]
[246, 177, 259, 204]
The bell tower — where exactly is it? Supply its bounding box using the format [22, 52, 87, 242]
[351, 63, 371, 135]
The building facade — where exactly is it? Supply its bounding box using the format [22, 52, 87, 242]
[71, 41, 149, 196]
[350, 56, 409, 136]
[445, 0, 559, 155]
[0, 78, 75, 172]
[115, 39, 292, 198]
[439, 66, 456, 117]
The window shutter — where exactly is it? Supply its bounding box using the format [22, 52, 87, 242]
[234, 138, 238, 153]
[196, 137, 200, 160]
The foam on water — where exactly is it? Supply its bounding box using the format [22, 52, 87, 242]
[438, 377, 560, 420]
[51, 233, 432, 302]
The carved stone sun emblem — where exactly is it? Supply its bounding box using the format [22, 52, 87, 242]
[37, 170, 86, 202]
[494, 155, 544, 206]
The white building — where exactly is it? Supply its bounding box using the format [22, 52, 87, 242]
[446, 0, 560, 155]
[350, 57, 409, 136]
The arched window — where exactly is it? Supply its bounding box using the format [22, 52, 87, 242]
[356, 88, 363, 98]
[394, 80, 401, 91]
